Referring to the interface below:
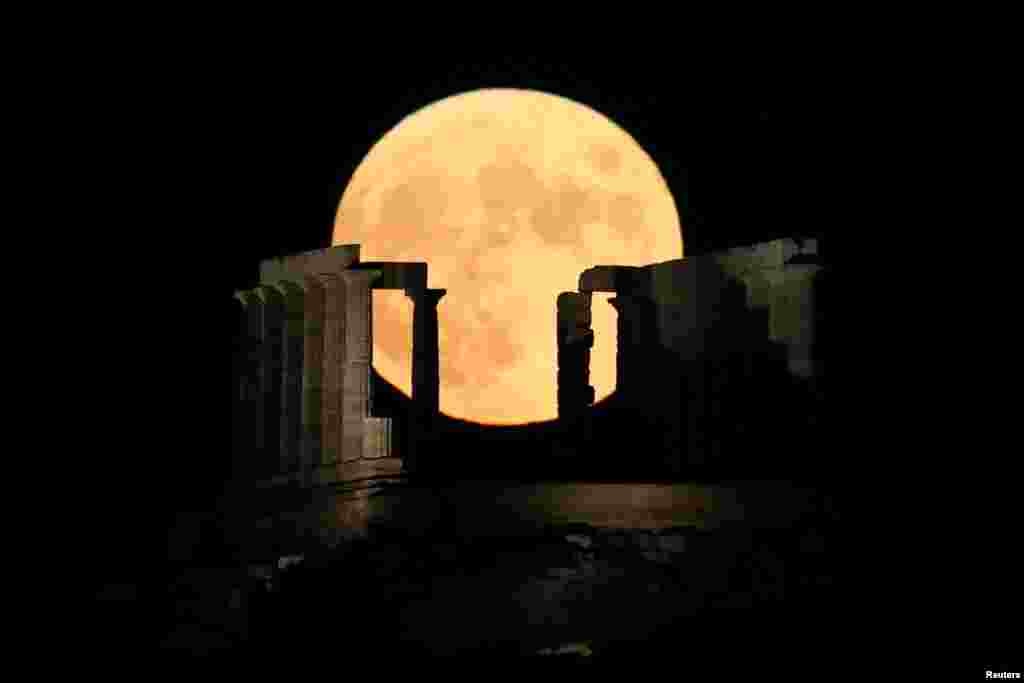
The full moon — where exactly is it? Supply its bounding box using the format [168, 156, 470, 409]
[334, 89, 683, 425]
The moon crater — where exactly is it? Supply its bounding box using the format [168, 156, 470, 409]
[587, 142, 623, 175]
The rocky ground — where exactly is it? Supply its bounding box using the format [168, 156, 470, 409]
[91, 507, 838, 660]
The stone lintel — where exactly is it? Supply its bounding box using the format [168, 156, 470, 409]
[353, 261, 428, 291]
[704, 237, 819, 278]
[340, 268, 384, 289]
[578, 266, 645, 294]
[259, 244, 361, 283]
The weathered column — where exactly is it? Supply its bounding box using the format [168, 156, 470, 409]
[274, 281, 305, 476]
[318, 274, 346, 475]
[557, 292, 594, 447]
[760, 264, 820, 379]
[607, 296, 631, 399]
[233, 291, 263, 479]
[609, 292, 666, 465]
[341, 268, 383, 464]
[231, 296, 246, 476]
[300, 277, 325, 486]
[779, 264, 820, 380]
[608, 294, 659, 400]
[254, 286, 285, 479]
[406, 287, 446, 471]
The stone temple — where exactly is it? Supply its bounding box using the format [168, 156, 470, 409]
[229, 236, 824, 550]
[556, 236, 822, 469]
[232, 244, 444, 485]
[177, 237, 833, 656]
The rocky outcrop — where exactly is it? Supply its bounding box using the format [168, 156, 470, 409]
[155, 511, 835, 656]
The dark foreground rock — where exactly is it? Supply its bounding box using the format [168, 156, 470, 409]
[139, 515, 837, 659]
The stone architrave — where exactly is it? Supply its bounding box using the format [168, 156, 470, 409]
[233, 291, 264, 479]
[317, 274, 346, 470]
[261, 244, 362, 283]
[274, 280, 305, 475]
[341, 268, 382, 463]
[406, 287, 446, 470]
[254, 285, 285, 479]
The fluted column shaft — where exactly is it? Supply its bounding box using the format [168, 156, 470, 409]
[341, 269, 382, 463]
[411, 288, 445, 414]
[406, 287, 446, 471]
[318, 274, 346, 470]
[254, 286, 285, 479]
[233, 291, 263, 479]
[608, 294, 659, 400]
[275, 281, 305, 475]
[300, 277, 325, 484]
[607, 296, 631, 399]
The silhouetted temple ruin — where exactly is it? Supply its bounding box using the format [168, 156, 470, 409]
[557, 237, 823, 474]
[231, 244, 444, 495]
[230, 237, 824, 548]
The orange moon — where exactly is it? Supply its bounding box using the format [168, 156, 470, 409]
[333, 88, 682, 425]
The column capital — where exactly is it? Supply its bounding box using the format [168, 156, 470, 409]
[405, 287, 447, 305]
[271, 279, 301, 292]
[557, 291, 591, 306]
[253, 284, 286, 304]
[234, 290, 260, 306]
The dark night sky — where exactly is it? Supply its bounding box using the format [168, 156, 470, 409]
[74, 49, 835, 576]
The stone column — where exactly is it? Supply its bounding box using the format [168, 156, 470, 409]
[255, 286, 285, 479]
[406, 287, 446, 472]
[317, 274, 346, 475]
[300, 277, 325, 486]
[782, 264, 820, 380]
[231, 297, 246, 476]
[763, 264, 820, 380]
[233, 291, 263, 480]
[557, 292, 594, 446]
[609, 293, 665, 465]
[274, 281, 305, 476]
[608, 294, 659, 401]
[341, 269, 382, 464]
[608, 296, 631, 399]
